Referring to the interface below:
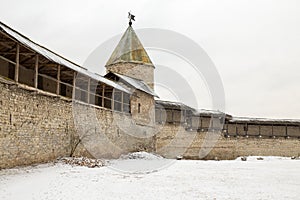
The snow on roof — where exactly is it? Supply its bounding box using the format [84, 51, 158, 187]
[155, 100, 229, 117]
[112, 73, 158, 97]
[0, 21, 131, 94]
[195, 109, 227, 116]
[155, 100, 195, 111]
[155, 100, 300, 123]
[230, 117, 300, 125]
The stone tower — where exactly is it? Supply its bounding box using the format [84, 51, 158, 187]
[105, 23, 156, 127]
[105, 25, 155, 89]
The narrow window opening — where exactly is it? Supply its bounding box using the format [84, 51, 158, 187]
[138, 103, 141, 113]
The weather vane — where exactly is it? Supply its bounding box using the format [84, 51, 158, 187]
[128, 12, 135, 26]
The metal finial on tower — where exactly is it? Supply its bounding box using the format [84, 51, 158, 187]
[128, 12, 135, 26]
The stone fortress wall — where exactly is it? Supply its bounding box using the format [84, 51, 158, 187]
[1, 21, 300, 169]
[154, 106, 300, 160]
[1, 78, 299, 169]
[0, 22, 156, 169]
[0, 80, 154, 169]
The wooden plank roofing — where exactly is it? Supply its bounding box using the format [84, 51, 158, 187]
[0, 21, 131, 94]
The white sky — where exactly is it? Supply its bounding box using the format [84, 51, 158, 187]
[1, 0, 299, 119]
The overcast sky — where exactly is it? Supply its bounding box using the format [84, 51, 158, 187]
[1, 0, 299, 119]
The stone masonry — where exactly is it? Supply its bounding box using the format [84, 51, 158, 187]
[155, 123, 300, 160]
[0, 81, 154, 169]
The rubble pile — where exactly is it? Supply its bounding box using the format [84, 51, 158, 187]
[59, 157, 105, 168]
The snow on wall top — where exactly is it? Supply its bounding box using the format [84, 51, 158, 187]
[230, 117, 300, 125]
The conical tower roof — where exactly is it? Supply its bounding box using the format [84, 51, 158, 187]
[106, 26, 153, 66]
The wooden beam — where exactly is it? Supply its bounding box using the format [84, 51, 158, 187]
[72, 71, 76, 99]
[0, 32, 42, 56]
[200, 118, 203, 129]
[56, 65, 60, 95]
[0, 52, 35, 56]
[0, 55, 15, 65]
[39, 73, 58, 82]
[87, 78, 90, 104]
[14, 43, 19, 82]
[226, 123, 229, 133]
[111, 88, 115, 110]
[121, 91, 124, 112]
[271, 124, 274, 137]
[102, 85, 105, 107]
[20, 54, 37, 64]
[0, 41, 13, 49]
[34, 54, 39, 88]
[4, 44, 17, 53]
[37, 61, 52, 70]
[60, 71, 74, 78]
[160, 108, 162, 123]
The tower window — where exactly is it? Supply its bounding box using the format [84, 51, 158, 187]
[138, 103, 141, 113]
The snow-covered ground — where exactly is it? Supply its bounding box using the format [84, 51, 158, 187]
[1, 155, 300, 200]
